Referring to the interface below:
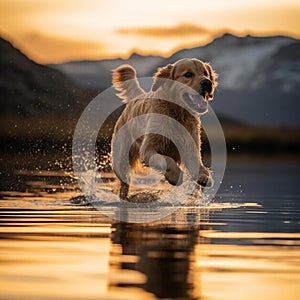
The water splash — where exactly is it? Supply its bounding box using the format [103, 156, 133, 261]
[73, 164, 211, 209]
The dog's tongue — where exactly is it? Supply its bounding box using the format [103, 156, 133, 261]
[190, 94, 207, 110]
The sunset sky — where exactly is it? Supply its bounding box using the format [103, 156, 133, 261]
[1, 0, 300, 63]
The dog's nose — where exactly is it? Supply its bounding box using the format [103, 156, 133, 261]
[200, 79, 212, 92]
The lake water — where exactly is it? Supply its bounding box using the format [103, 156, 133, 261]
[0, 158, 300, 300]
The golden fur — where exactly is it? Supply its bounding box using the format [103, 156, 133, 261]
[112, 58, 218, 199]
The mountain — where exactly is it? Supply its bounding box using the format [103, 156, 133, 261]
[51, 34, 300, 127]
[50, 53, 165, 89]
[159, 34, 298, 90]
[0, 37, 243, 134]
[160, 34, 300, 127]
[0, 36, 298, 161]
[0, 37, 94, 117]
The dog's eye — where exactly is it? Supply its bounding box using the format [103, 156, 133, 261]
[184, 72, 193, 78]
[203, 70, 208, 76]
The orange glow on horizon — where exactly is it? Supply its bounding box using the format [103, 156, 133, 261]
[0, 0, 299, 63]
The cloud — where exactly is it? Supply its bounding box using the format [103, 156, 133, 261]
[116, 23, 210, 38]
[15, 32, 106, 63]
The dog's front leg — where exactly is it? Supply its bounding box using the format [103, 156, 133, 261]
[182, 146, 213, 188]
[140, 148, 183, 186]
[186, 159, 213, 188]
[197, 164, 213, 188]
[185, 127, 214, 189]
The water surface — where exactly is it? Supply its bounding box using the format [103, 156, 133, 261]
[0, 159, 299, 300]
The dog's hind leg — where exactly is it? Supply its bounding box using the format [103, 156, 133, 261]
[113, 159, 130, 200]
[119, 181, 129, 200]
[112, 135, 131, 200]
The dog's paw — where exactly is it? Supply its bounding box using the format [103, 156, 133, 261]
[197, 173, 214, 188]
[165, 169, 183, 186]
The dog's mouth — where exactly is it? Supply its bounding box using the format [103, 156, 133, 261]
[183, 92, 210, 114]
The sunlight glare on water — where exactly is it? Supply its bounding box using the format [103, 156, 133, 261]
[0, 160, 299, 299]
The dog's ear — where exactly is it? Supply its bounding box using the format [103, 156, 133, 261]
[151, 64, 174, 91]
[205, 63, 218, 87]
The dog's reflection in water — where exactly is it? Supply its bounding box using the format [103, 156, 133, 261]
[111, 221, 210, 299]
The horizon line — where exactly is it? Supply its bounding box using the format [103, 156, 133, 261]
[2, 30, 299, 65]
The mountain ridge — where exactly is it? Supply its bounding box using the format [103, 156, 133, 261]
[1, 34, 299, 127]
[1, 35, 299, 159]
[0, 37, 95, 116]
[50, 33, 300, 127]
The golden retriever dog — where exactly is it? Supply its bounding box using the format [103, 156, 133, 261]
[112, 58, 218, 200]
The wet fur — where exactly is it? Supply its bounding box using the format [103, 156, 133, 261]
[112, 58, 218, 199]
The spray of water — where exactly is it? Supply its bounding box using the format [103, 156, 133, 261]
[71, 77, 227, 222]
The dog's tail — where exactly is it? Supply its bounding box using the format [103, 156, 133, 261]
[112, 65, 145, 103]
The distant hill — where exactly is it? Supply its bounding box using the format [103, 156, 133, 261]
[0, 36, 298, 162]
[0, 37, 242, 127]
[51, 34, 300, 127]
[50, 52, 165, 89]
[0, 38, 95, 117]
[2, 34, 300, 127]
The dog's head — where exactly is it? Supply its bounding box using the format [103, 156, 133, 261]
[152, 58, 218, 114]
